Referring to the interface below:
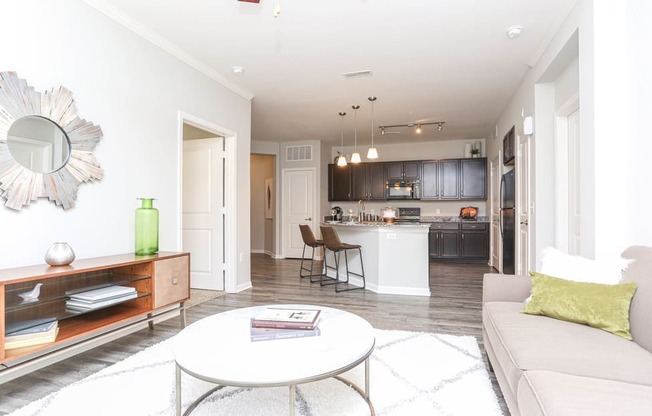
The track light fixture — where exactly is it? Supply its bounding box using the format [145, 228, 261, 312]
[378, 121, 445, 134]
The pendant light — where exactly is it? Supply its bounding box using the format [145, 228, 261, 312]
[337, 112, 348, 166]
[367, 97, 379, 159]
[350, 105, 361, 163]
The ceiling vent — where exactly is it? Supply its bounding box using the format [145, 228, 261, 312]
[286, 145, 313, 161]
[341, 70, 373, 78]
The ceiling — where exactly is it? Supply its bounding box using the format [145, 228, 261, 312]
[95, 0, 574, 145]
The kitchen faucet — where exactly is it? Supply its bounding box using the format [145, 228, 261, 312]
[358, 200, 366, 222]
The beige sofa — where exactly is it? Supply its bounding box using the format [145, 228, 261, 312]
[482, 246, 652, 415]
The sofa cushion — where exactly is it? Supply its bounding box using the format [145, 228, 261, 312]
[483, 302, 652, 394]
[522, 272, 637, 339]
[517, 370, 652, 416]
[621, 246, 652, 352]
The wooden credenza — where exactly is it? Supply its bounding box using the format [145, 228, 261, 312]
[0, 252, 190, 383]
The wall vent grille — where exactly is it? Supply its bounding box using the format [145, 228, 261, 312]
[286, 145, 312, 161]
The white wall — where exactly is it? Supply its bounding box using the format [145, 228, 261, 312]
[0, 0, 252, 292]
[487, 0, 652, 265]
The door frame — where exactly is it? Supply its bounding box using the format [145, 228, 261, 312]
[280, 167, 318, 259]
[554, 93, 580, 253]
[489, 155, 502, 271]
[177, 111, 238, 293]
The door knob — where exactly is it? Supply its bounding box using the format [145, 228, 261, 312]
[304, 217, 312, 221]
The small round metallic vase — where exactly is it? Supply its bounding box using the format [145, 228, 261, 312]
[45, 242, 76, 266]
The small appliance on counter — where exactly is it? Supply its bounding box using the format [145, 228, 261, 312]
[380, 206, 397, 223]
[459, 206, 478, 220]
[395, 207, 421, 223]
[330, 206, 343, 221]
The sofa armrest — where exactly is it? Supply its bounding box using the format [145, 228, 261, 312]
[483, 273, 532, 303]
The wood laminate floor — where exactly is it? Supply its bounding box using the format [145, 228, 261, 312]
[0, 254, 508, 415]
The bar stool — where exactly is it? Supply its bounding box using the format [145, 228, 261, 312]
[319, 226, 366, 292]
[299, 224, 325, 283]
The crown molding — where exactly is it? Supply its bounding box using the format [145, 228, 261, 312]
[82, 0, 255, 100]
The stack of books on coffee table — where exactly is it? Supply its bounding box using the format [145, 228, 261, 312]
[66, 285, 137, 312]
[5, 320, 59, 350]
[250, 308, 321, 342]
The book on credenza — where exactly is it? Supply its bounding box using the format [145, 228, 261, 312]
[5, 324, 59, 350]
[66, 292, 138, 311]
[5, 320, 57, 341]
[250, 326, 321, 342]
[67, 285, 136, 302]
[251, 307, 321, 330]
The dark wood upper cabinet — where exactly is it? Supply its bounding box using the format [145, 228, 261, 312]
[439, 159, 460, 199]
[328, 164, 351, 201]
[350, 163, 367, 200]
[460, 158, 487, 200]
[367, 163, 387, 200]
[421, 161, 439, 200]
[386, 161, 420, 180]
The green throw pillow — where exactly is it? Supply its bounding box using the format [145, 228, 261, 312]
[522, 272, 638, 340]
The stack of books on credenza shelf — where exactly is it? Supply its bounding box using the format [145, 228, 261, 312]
[66, 285, 138, 312]
[250, 308, 321, 342]
[5, 320, 59, 351]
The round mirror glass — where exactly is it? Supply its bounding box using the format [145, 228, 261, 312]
[7, 116, 71, 174]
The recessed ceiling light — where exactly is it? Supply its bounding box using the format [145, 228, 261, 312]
[232, 66, 245, 75]
[506, 25, 523, 39]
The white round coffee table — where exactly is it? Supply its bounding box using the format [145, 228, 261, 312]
[171, 304, 375, 416]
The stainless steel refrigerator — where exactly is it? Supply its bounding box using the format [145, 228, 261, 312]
[500, 169, 515, 274]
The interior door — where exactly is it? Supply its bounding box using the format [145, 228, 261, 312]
[516, 133, 531, 275]
[183, 138, 224, 290]
[282, 168, 315, 258]
[490, 155, 501, 270]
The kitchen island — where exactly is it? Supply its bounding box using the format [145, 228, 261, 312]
[321, 222, 431, 296]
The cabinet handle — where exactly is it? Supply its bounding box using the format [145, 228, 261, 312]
[462, 233, 465, 240]
[172, 277, 179, 285]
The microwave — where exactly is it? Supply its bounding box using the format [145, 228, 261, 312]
[386, 179, 420, 200]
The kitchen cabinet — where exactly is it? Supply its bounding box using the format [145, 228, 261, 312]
[386, 161, 420, 180]
[440, 160, 460, 200]
[429, 223, 461, 258]
[460, 158, 487, 200]
[420, 161, 439, 199]
[328, 164, 351, 201]
[460, 222, 489, 259]
[345, 163, 386, 201]
[329, 158, 485, 202]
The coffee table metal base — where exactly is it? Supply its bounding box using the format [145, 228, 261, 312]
[176, 358, 374, 416]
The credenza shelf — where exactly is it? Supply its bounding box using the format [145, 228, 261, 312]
[0, 252, 190, 383]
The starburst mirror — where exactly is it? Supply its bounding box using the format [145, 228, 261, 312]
[0, 72, 103, 210]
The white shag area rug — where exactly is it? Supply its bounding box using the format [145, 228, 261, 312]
[9, 330, 503, 416]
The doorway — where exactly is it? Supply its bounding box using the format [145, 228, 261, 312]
[250, 154, 276, 257]
[179, 114, 236, 292]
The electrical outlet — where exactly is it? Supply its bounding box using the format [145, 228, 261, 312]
[435, 209, 441, 214]
[387, 233, 396, 240]
[239, 253, 244, 263]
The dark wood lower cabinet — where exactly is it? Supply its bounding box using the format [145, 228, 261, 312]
[429, 222, 489, 262]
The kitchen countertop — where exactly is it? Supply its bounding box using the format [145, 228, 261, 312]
[322, 221, 430, 228]
[420, 216, 490, 223]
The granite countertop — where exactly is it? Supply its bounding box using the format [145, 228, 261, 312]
[322, 221, 430, 228]
[420, 216, 490, 223]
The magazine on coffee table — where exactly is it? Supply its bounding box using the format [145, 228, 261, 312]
[250, 326, 321, 342]
[251, 308, 321, 330]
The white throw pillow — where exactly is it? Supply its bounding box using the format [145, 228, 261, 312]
[538, 247, 630, 284]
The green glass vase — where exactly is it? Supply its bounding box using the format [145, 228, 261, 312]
[135, 198, 159, 255]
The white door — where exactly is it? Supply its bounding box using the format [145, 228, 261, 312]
[516, 133, 531, 275]
[282, 168, 315, 258]
[567, 109, 581, 254]
[183, 138, 224, 290]
[490, 155, 502, 271]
